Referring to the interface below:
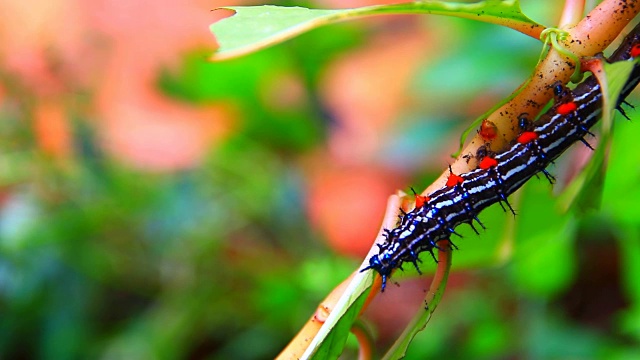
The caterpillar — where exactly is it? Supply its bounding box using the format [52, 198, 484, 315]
[362, 29, 640, 292]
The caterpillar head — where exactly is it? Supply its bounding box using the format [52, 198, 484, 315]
[361, 230, 404, 291]
[361, 250, 395, 292]
[362, 208, 426, 291]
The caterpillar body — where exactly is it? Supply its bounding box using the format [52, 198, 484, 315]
[362, 31, 640, 291]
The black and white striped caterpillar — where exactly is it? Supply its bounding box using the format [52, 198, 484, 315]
[362, 29, 640, 292]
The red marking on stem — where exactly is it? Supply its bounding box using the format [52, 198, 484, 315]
[415, 195, 430, 208]
[479, 120, 498, 141]
[631, 44, 640, 58]
[557, 102, 577, 115]
[446, 173, 464, 187]
[517, 131, 538, 144]
[478, 156, 498, 170]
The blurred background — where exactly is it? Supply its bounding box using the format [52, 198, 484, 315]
[1, 0, 640, 358]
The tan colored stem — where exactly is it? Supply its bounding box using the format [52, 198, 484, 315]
[424, 0, 640, 196]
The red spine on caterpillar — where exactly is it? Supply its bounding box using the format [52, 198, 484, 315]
[517, 131, 538, 144]
[479, 120, 498, 141]
[478, 156, 498, 170]
[631, 44, 640, 58]
[415, 195, 430, 208]
[557, 102, 578, 115]
[446, 172, 464, 187]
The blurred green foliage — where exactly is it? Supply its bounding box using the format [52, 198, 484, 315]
[1, 1, 640, 359]
[0, 17, 363, 359]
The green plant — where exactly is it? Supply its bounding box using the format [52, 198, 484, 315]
[210, 1, 640, 359]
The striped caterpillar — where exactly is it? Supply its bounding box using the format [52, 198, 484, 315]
[362, 31, 640, 292]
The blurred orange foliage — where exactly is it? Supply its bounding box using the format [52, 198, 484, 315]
[0, 0, 437, 256]
[0, 0, 237, 170]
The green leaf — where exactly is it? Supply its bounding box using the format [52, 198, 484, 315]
[510, 221, 576, 297]
[382, 250, 451, 360]
[510, 181, 577, 298]
[602, 104, 640, 226]
[598, 59, 637, 139]
[559, 59, 638, 213]
[303, 271, 373, 359]
[210, 1, 544, 60]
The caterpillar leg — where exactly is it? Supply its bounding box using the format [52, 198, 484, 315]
[541, 169, 556, 184]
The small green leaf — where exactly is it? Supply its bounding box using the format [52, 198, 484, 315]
[600, 60, 638, 129]
[210, 6, 341, 61]
[210, 1, 544, 60]
[382, 247, 452, 360]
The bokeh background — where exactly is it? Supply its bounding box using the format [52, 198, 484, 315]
[2, 0, 640, 358]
